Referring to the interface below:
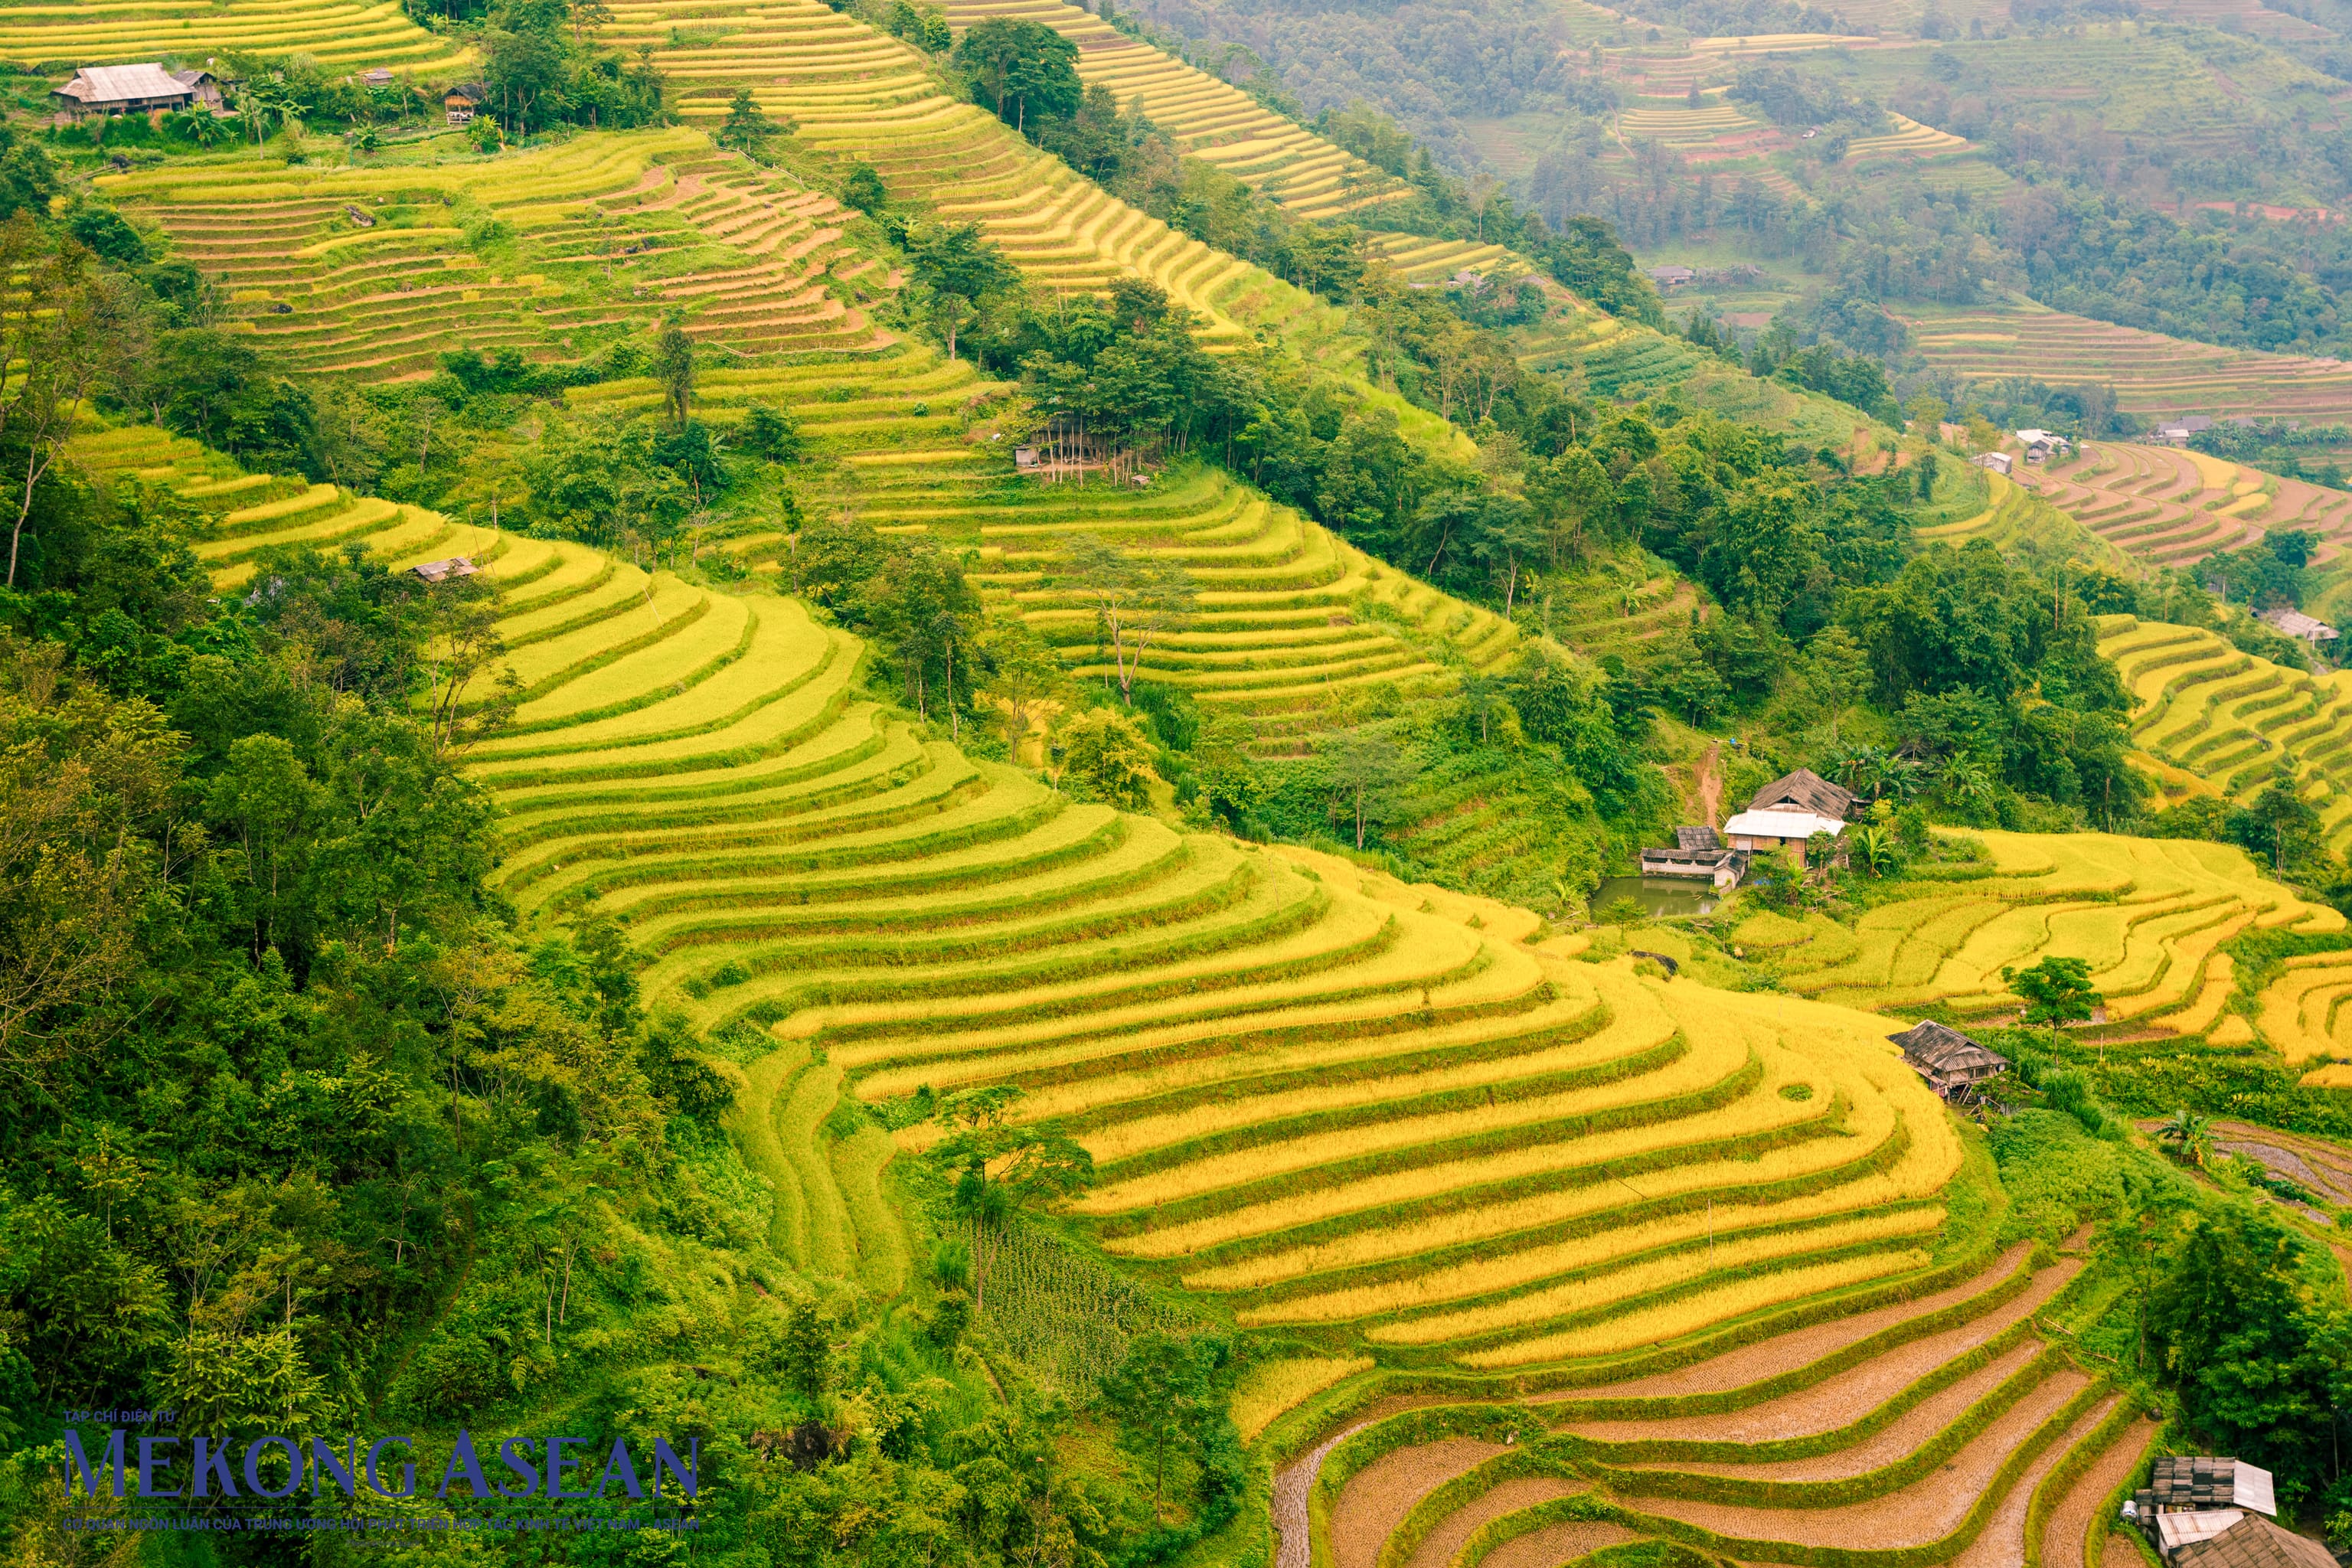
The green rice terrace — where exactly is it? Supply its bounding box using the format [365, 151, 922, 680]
[86, 419, 2197, 1568]
[16, 2, 2352, 1560]
[60, 404, 2350, 1562]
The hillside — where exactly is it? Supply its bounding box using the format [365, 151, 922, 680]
[64, 420, 2023, 1553]
[2102, 615, 2352, 854]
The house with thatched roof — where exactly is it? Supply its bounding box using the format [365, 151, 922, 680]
[1887, 1020, 2007, 1099]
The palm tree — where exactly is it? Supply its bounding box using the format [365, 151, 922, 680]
[2157, 1107, 2216, 1169]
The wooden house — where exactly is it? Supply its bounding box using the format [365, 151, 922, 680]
[53, 64, 219, 118]
[2131, 1458, 2286, 1560]
[446, 83, 487, 126]
[1722, 767, 1854, 858]
[411, 557, 479, 584]
[1886, 1020, 2007, 1099]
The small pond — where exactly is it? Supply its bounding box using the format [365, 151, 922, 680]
[1591, 874, 1721, 920]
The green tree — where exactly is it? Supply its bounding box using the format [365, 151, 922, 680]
[652, 318, 694, 426]
[1796, 626, 1870, 743]
[954, 16, 1083, 132]
[2157, 1106, 2216, 1169]
[1057, 534, 1197, 705]
[925, 1086, 1092, 1314]
[2004, 955, 2102, 1050]
[1100, 1331, 1235, 1522]
[1059, 707, 1157, 808]
[1322, 730, 1409, 850]
[715, 87, 786, 155]
[841, 162, 887, 216]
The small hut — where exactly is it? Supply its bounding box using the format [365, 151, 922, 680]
[411, 556, 479, 584]
[1887, 1020, 2007, 1099]
[445, 83, 487, 126]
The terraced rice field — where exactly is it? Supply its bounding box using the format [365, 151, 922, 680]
[0, 0, 469, 73]
[1283, 1240, 2164, 1568]
[593, 0, 1337, 351]
[1843, 114, 2011, 191]
[1735, 827, 2344, 1025]
[2032, 442, 2352, 566]
[936, 0, 1410, 221]
[2102, 615, 2352, 854]
[1899, 302, 2352, 423]
[99, 132, 890, 380]
[74, 418, 1975, 1399]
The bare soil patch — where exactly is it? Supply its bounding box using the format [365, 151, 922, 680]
[1335, 1440, 1507, 1568]
[1557, 1253, 2066, 1440]
[2040, 1416, 2161, 1568]
[1629, 1370, 2090, 1550]
[1406, 1478, 1589, 1568]
[1625, 1341, 2043, 1481]
[1537, 1246, 2034, 1403]
[1483, 1522, 1637, 1568]
[1948, 1396, 2123, 1568]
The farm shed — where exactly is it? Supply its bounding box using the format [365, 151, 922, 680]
[411, 556, 479, 584]
[1973, 452, 2013, 475]
[52, 64, 217, 117]
[1646, 264, 1696, 289]
[1886, 1021, 2007, 1098]
[446, 83, 487, 125]
[2015, 428, 2071, 462]
[1638, 826, 1752, 887]
[2167, 1514, 2332, 1568]
[2261, 606, 2337, 643]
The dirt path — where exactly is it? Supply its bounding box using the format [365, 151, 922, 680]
[1697, 742, 1724, 828]
[1566, 1258, 2069, 1444]
[1628, 1341, 2043, 1481]
[2040, 1416, 2161, 1568]
[1335, 1440, 1507, 1568]
[1272, 1398, 1456, 1568]
[1537, 1245, 2034, 1406]
[1406, 1478, 1588, 1568]
[1632, 1371, 2090, 1550]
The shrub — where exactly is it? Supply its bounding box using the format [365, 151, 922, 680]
[1060, 708, 1157, 809]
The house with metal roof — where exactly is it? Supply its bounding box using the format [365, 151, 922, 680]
[1887, 1020, 2008, 1099]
